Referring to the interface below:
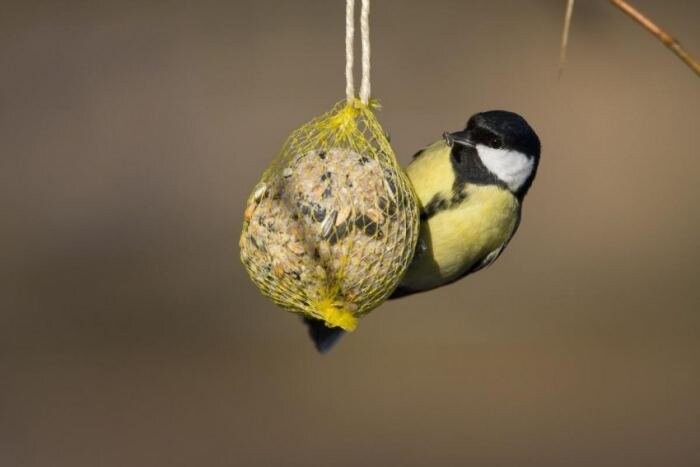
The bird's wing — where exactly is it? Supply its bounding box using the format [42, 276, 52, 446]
[392, 204, 522, 299]
[390, 241, 508, 300]
[458, 207, 522, 278]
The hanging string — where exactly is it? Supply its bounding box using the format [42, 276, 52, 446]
[345, 0, 371, 105]
[359, 0, 371, 104]
[345, 0, 355, 102]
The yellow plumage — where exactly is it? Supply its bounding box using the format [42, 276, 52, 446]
[399, 140, 520, 293]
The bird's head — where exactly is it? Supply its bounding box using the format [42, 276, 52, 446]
[445, 110, 541, 198]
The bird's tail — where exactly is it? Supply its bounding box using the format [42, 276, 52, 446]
[302, 317, 347, 353]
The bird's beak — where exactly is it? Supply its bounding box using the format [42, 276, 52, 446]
[444, 130, 475, 148]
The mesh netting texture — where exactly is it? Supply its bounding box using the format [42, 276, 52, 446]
[240, 100, 419, 331]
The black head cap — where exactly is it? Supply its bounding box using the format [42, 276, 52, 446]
[448, 110, 541, 198]
[465, 110, 541, 158]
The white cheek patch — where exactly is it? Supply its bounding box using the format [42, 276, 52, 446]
[476, 145, 534, 192]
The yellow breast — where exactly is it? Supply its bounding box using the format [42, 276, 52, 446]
[399, 141, 520, 292]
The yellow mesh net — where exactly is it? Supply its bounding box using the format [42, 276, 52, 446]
[239, 99, 419, 331]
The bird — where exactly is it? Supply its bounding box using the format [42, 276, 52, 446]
[304, 110, 541, 352]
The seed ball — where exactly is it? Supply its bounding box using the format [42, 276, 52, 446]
[240, 148, 417, 330]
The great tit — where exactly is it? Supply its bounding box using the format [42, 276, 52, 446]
[304, 110, 541, 352]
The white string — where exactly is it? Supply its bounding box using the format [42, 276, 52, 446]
[345, 0, 371, 104]
[345, 0, 355, 102]
[359, 0, 371, 104]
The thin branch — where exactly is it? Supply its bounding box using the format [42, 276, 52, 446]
[558, 0, 575, 79]
[610, 0, 700, 77]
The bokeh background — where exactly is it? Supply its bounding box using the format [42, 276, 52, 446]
[2, 1, 699, 466]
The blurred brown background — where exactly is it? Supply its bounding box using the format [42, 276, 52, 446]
[2, 1, 699, 466]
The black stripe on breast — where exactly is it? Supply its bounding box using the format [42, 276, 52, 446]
[420, 185, 471, 221]
[420, 194, 449, 220]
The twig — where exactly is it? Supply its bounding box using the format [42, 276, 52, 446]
[558, 0, 575, 79]
[610, 0, 700, 77]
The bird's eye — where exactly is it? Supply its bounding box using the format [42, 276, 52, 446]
[490, 138, 502, 149]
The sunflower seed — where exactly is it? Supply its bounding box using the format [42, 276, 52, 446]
[253, 183, 268, 202]
[321, 210, 338, 238]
